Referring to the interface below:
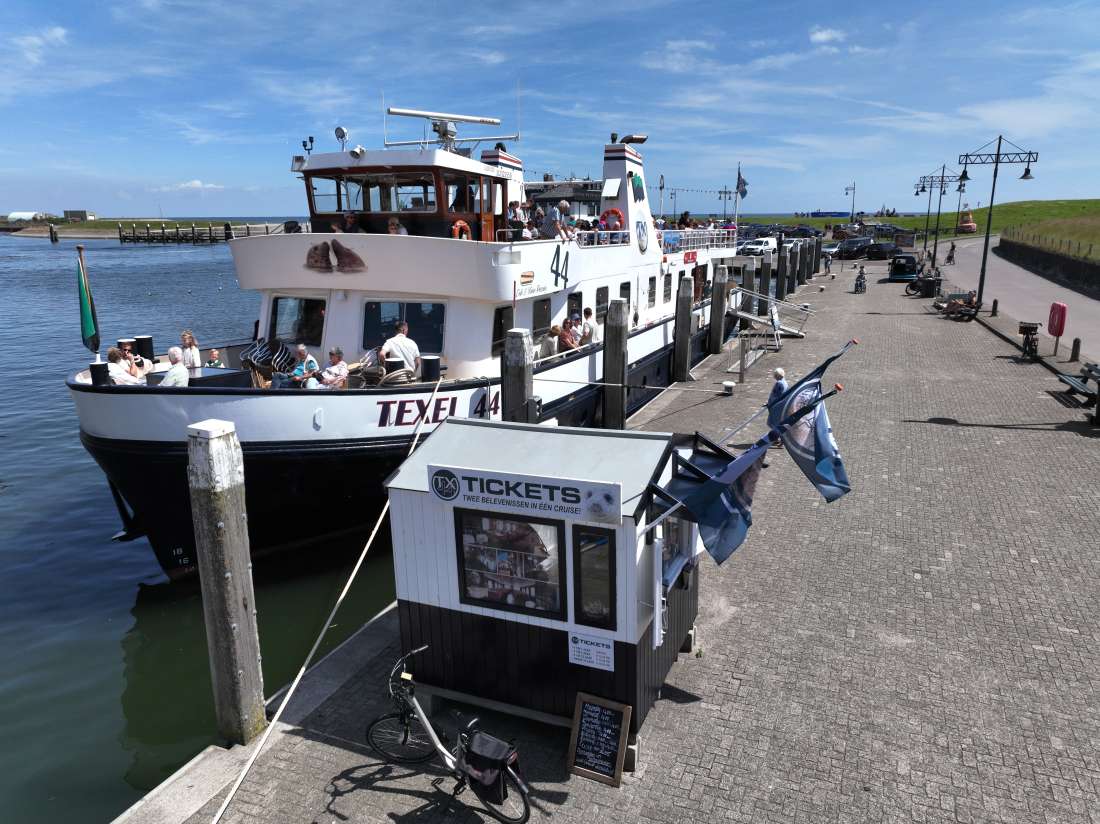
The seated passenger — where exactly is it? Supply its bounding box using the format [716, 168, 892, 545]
[272, 344, 320, 388]
[538, 326, 561, 359]
[204, 348, 224, 368]
[160, 346, 189, 387]
[339, 212, 362, 233]
[387, 218, 409, 235]
[310, 347, 349, 389]
[107, 347, 144, 385]
[117, 340, 144, 377]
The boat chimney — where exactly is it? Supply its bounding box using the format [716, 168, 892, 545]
[610, 132, 619, 144]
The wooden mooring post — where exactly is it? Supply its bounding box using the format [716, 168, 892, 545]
[756, 253, 770, 317]
[813, 237, 822, 276]
[673, 274, 694, 382]
[775, 245, 788, 302]
[739, 257, 756, 332]
[187, 419, 266, 746]
[603, 298, 629, 428]
[790, 243, 802, 291]
[501, 329, 536, 423]
[707, 266, 729, 356]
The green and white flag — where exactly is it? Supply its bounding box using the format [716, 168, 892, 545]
[77, 248, 101, 356]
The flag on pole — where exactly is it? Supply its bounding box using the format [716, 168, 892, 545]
[767, 340, 856, 502]
[736, 164, 748, 199]
[76, 247, 101, 356]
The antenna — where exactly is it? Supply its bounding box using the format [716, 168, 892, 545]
[384, 106, 518, 152]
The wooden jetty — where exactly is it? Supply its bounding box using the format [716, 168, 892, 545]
[117, 221, 297, 244]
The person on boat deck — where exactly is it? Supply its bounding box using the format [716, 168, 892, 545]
[542, 200, 572, 241]
[310, 347, 349, 389]
[179, 330, 202, 369]
[387, 218, 408, 236]
[580, 307, 601, 345]
[160, 347, 190, 388]
[340, 212, 362, 233]
[538, 325, 561, 359]
[117, 340, 143, 378]
[272, 344, 320, 388]
[204, 348, 224, 368]
[381, 321, 422, 374]
[106, 347, 145, 385]
[557, 319, 579, 352]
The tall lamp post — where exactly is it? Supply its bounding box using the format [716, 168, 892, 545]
[914, 179, 933, 254]
[845, 182, 856, 222]
[717, 185, 734, 221]
[917, 165, 963, 267]
[957, 135, 1038, 309]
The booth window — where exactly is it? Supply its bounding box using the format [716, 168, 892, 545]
[455, 509, 566, 620]
[363, 301, 446, 353]
[595, 286, 609, 321]
[269, 297, 326, 347]
[532, 298, 551, 339]
[491, 305, 514, 357]
[572, 526, 616, 630]
[660, 517, 692, 587]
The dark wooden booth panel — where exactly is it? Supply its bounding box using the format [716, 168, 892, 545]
[397, 571, 698, 735]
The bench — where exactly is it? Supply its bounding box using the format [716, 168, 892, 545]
[1057, 373, 1098, 405]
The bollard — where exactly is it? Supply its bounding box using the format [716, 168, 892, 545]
[1070, 338, 1081, 362]
[673, 275, 694, 382]
[707, 266, 729, 355]
[187, 420, 266, 746]
[603, 299, 629, 428]
[775, 245, 788, 302]
[757, 252, 772, 318]
[991, 299, 998, 317]
[501, 328, 535, 422]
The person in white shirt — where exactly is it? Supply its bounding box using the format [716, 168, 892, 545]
[160, 346, 189, 387]
[381, 321, 421, 373]
[179, 330, 202, 369]
[581, 307, 601, 344]
[311, 347, 349, 389]
[107, 347, 145, 385]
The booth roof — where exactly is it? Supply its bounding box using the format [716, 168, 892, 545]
[385, 418, 674, 516]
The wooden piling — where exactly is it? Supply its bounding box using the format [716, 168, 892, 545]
[673, 275, 694, 382]
[739, 258, 756, 332]
[187, 419, 266, 747]
[501, 328, 535, 423]
[813, 237, 822, 276]
[775, 245, 788, 302]
[603, 299, 629, 428]
[707, 266, 729, 356]
[756, 253, 770, 317]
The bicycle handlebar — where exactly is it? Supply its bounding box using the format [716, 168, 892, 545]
[388, 644, 431, 687]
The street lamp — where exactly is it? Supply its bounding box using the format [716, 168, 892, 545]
[844, 182, 856, 222]
[914, 179, 933, 253]
[957, 135, 1038, 308]
[917, 166, 964, 267]
[717, 185, 734, 221]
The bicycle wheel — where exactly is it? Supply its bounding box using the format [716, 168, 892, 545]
[367, 711, 436, 763]
[905, 281, 920, 295]
[472, 767, 530, 824]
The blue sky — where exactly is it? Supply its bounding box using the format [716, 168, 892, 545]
[2, 0, 1097, 217]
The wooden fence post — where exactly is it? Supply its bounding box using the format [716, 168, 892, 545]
[707, 266, 729, 356]
[187, 419, 266, 746]
[501, 328, 535, 422]
[673, 275, 694, 382]
[603, 299, 629, 428]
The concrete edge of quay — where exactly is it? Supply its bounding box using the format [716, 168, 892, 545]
[111, 602, 400, 824]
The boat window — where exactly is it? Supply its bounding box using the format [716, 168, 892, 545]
[619, 281, 631, 304]
[269, 296, 326, 347]
[310, 177, 340, 213]
[532, 298, 551, 338]
[363, 301, 446, 354]
[567, 292, 583, 320]
[491, 305, 514, 357]
[648, 276, 657, 308]
[663, 273, 672, 303]
[444, 174, 481, 213]
[394, 175, 436, 211]
[455, 509, 566, 620]
[596, 286, 609, 321]
[311, 173, 436, 214]
[573, 525, 616, 630]
[493, 183, 503, 216]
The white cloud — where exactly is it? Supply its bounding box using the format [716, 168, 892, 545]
[809, 26, 846, 44]
[12, 26, 68, 65]
[466, 49, 507, 66]
[153, 179, 224, 192]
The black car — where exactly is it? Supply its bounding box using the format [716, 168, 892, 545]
[888, 254, 919, 281]
[837, 237, 872, 259]
[865, 242, 901, 260]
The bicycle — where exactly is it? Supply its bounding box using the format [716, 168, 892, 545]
[366, 645, 531, 823]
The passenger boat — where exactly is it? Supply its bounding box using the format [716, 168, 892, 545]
[68, 109, 743, 578]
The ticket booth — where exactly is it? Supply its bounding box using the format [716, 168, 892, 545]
[384, 417, 735, 739]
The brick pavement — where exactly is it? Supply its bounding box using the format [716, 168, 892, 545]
[186, 263, 1100, 824]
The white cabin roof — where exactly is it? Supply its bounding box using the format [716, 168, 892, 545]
[386, 418, 673, 516]
[292, 148, 521, 181]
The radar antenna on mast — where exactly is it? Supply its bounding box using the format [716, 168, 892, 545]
[384, 107, 519, 152]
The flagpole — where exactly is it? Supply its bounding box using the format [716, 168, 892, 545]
[732, 163, 742, 248]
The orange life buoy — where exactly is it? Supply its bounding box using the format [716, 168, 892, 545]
[451, 220, 471, 240]
[600, 208, 625, 228]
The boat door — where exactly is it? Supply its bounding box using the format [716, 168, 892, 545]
[480, 177, 496, 241]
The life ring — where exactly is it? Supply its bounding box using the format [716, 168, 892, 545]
[600, 208, 624, 228]
[451, 220, 471, 240]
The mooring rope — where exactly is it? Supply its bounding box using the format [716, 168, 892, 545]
[212, 377, 445, 824]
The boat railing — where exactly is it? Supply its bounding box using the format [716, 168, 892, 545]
[493, 228, 630, 246]
[659, 228, 739, 253]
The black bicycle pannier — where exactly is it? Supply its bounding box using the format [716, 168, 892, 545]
[461, 731, 515, 805]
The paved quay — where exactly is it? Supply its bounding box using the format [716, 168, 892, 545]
[128, 262, 1100, 824]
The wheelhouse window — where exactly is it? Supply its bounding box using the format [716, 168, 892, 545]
[573, 526, 615, 630]
[310, 173, 436, 214]
[363, 301, 446, 353]
[491, 305, 514, 357]
[595, 286, 609, 322]
[532, 298, 551, 339]
[455, 509, 566, 620]
[648, 276, 657, 308]
[444, 174, 481, 213]
[269, 297, 326, 347]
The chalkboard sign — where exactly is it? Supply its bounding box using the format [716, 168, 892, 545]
[567, 692, 632, 787]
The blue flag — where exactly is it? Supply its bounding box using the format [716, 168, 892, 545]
[767, 341, 855, 502]
[736, 165, 748, 199]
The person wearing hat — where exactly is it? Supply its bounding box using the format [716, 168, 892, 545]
[310, 346, 349, 389]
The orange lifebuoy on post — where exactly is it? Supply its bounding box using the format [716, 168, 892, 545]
[600, 208, 625, 228]
[451, 220, 471, 240]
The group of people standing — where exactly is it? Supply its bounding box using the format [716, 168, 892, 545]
[537, 307, 601, 359]
[105, 329, 224, 387]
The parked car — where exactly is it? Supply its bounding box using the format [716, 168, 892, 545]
[742, 237, 778, 255]
[888, 254, 919, 281]
[822, 241, 841, 256]
[831, 224, 861, 240]
[866, 242, 901, 260]
[837, 237, 873, 259]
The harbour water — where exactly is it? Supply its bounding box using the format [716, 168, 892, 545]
[0, 235, 395, 823]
